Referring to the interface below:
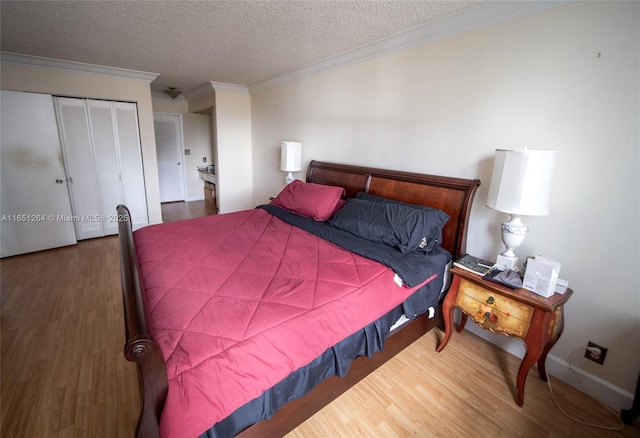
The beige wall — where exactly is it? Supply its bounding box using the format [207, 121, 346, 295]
[212, 89, 253, 213]
[0, 63, 162, 224]
[251, 1, 640, 405]
[187, 92, 216, 114]
[186, 87, 253, 213]
[151, 96, 213, 200]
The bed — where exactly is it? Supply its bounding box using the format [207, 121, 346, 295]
[118, 160, 480, 438]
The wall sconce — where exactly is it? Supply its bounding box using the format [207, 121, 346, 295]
[486, 148, 557, 269]
[281, 141, 302, 185]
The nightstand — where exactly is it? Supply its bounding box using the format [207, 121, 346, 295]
[436, 267, 573, 407]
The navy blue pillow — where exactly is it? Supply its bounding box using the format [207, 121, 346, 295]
[355, 192, 450, 251]
[329, 196, 450, 253]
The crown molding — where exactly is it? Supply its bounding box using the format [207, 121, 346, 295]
[210, 81, 249, 95]
[184, 81, 249, 101]
[0, 52, 159, 82]
[248, 0, 574, 94]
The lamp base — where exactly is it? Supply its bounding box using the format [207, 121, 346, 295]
[285, 172, 295, 185]
[496, 253, 518, 271]
[495, 214, 528, 271]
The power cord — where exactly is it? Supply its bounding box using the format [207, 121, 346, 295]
[546, 347, 625, 431]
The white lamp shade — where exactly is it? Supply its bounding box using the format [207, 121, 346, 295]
[486, 149, 556, 216]
[280, 141, 302, 172]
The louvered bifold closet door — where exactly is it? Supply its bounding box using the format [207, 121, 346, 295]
[56, 98, 148, 240]
[87, 100, 123, 235]
[55, 97, 105, 240]
[114, 102, 148, 229]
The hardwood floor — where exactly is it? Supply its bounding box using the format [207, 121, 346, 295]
[288, 329, 637, 438]
[1, 201, 637, 437]
[1, 235, 140, 437]
[160, 199, 217, 222]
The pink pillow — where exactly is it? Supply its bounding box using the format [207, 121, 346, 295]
[271, 180, 345, 221]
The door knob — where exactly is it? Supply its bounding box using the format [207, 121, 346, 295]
[55, 179, 64, 184]
[177, 162, 181, 165]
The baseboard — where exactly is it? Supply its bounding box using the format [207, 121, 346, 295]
[464, 323, 633, 411]
[545, 354, 634, 411]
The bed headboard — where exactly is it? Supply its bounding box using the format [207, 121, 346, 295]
[306, 160, 480, 261]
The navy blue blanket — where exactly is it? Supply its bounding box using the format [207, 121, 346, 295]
[259, 204, 451, 287]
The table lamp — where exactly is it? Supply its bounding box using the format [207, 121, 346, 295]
[281, 141, 302, 185]
[486, 148, 557, 270]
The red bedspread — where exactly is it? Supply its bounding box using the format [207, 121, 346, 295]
[134, 208, 436, 438]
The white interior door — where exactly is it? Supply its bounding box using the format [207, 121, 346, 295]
[55, 97, 104, 240]
[87, 99, 123, 235]
[55, 98, 148, 236]
[0, 91, 77, 257]
[154, 113, 185, 203]
[115, 102, 148, 229]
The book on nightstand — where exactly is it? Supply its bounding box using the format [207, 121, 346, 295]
[453, 254, 494, 276]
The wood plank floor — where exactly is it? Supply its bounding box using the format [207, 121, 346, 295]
[160, 199, 217, 222]
[1, 201, 637, 437]
[287, 329, 638, 438]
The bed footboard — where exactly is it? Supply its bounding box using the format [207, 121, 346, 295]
[117, 205, 168, 438]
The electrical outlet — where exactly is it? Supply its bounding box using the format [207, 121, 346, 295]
[584, 341, 607, 365]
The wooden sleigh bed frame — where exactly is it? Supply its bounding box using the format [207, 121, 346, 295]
[117, 160, 480, 437]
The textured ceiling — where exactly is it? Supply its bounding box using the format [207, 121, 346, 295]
[0, 0, 482, 93]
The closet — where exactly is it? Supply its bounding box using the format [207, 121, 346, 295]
[0, 90, 78, 258]
[55, 97, 148, 240]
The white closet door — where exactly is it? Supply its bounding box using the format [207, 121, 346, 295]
[55, 98, 148, 237]
[0, 91, 77, 257]
[55, 97, 104, 240]
[87, 100, 122, 235]
[114, 102, 148, 229]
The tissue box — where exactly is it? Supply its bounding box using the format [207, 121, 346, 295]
[523, 256, 561, 298]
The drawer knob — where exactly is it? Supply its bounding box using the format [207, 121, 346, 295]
[486, 296, 495, 305]
[483, 312, 498, 323]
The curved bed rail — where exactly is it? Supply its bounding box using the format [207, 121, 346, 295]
[117, 204, 168, 438]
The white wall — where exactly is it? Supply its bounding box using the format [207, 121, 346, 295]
[0, 62, 163, 224]
[213, 89, 253, 213]
[187, 85, 253, 213]
[151, 95, 213, 201]
[251, 1, 640, 405]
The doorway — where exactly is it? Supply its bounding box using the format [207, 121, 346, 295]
[154, 113, 186, 203]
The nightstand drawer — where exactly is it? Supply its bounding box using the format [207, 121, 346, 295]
[458, 279, 533, 324]
[456, 292, 531, 338]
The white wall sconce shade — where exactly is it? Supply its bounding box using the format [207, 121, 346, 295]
[281, 141, 302, 184]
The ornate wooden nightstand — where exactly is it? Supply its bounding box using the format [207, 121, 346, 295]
[436, 267, 573, 407]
